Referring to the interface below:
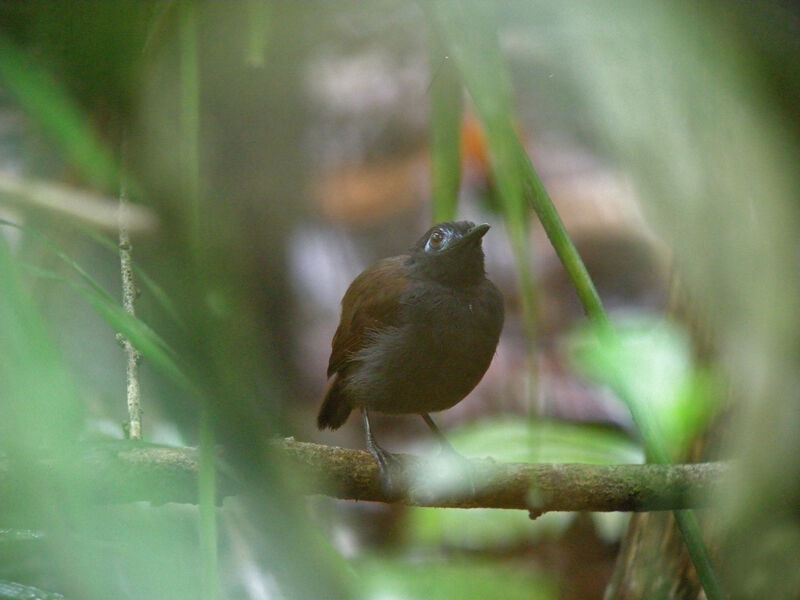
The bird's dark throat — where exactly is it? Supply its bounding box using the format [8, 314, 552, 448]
[406, 245, 486, 288]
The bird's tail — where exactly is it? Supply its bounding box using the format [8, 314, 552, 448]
[317, 375, 353, 430]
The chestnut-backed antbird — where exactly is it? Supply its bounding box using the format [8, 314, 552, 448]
[317, 221, 504, 494]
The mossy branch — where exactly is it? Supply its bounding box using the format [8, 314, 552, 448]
[0, 439, 727, 515]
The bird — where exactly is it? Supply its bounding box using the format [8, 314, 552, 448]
[317, 220, 504, 494]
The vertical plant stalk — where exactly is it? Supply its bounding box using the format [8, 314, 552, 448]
[198, 409, 219, 599]
[179, 4, 219, 599]
[429, 40, 463, 223]
[118, 142, 143, 441]
[180, 0, 201, 259]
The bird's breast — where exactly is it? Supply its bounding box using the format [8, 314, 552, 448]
[347, 279, 504, 414]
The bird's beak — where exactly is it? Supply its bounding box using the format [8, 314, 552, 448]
[450, 223, 490, 250]
[469, 223, 491, 239]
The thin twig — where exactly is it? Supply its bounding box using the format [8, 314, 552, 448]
[118, 141, 143, 440]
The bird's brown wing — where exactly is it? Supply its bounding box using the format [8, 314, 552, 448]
[327, 255, 408, 377]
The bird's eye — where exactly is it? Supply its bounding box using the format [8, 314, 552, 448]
[427, 230, 446, 250]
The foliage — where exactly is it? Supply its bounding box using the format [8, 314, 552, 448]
[1, 1, 799, 599]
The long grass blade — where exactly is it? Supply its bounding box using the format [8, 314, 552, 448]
[516, 140, 608, 327]
[0, 218, 115, 301]
[178, 4, 219, 598]
[428, 33, 463, 223]
[0, 33, 120, 193]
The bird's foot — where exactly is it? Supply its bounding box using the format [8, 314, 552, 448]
[367, 442, 404, 500]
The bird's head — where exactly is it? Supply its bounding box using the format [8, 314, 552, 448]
[407, 221, 490, 286]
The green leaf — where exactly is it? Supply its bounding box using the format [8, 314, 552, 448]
[1, 218, 115, 303]
[0, 234, 83, 455]
[567, 319, 724, 599]
[566, 315, 718, 460]
[431, 0, 524, 232]
[448, 417, 643, 464]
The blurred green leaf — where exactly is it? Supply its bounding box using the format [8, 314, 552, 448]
[0, 232, 83, 454]
[244, 2, 272, 67]
[1, 218, 115, 302]
[566, 316, 724, 598]
[566, 315, 718, 459]
[0, 33, 120, 192]
[358, 557, 556, 600]
[450, 417, 643, 464]
[63, 503, 206, 600]
[428, 33, 463, 223]
[176, 5, 218, 599]
[412, 504, 574, 550]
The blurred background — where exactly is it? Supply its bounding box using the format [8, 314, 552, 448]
[1, 2, 799, 599]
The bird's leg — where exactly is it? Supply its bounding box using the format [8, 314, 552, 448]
[362, 407, 402, 498]
[420, 413, 459, 455]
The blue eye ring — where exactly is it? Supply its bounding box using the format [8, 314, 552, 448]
[425, 229, 447, 252]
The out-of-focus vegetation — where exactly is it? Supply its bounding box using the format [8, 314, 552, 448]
[1, 2, 799, 599]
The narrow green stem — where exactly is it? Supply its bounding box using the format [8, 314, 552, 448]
[178, 4, 217, 598]
[516, 142, 609, 328]
[429, 40, 463, 223]
[179, 0, 201, 257]
[513, 61, 725, 600]
[674, 510, 725, 600]
[505, 217, 538, 343]
[198, 408, 219, 600]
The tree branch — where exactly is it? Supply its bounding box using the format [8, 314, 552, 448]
[0, 439, 728, 514]
[281, 439, 726, 515]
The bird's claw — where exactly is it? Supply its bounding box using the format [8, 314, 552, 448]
[368, 444, 404, 500]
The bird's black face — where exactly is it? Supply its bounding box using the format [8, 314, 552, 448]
[408, 221, 490, 286]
